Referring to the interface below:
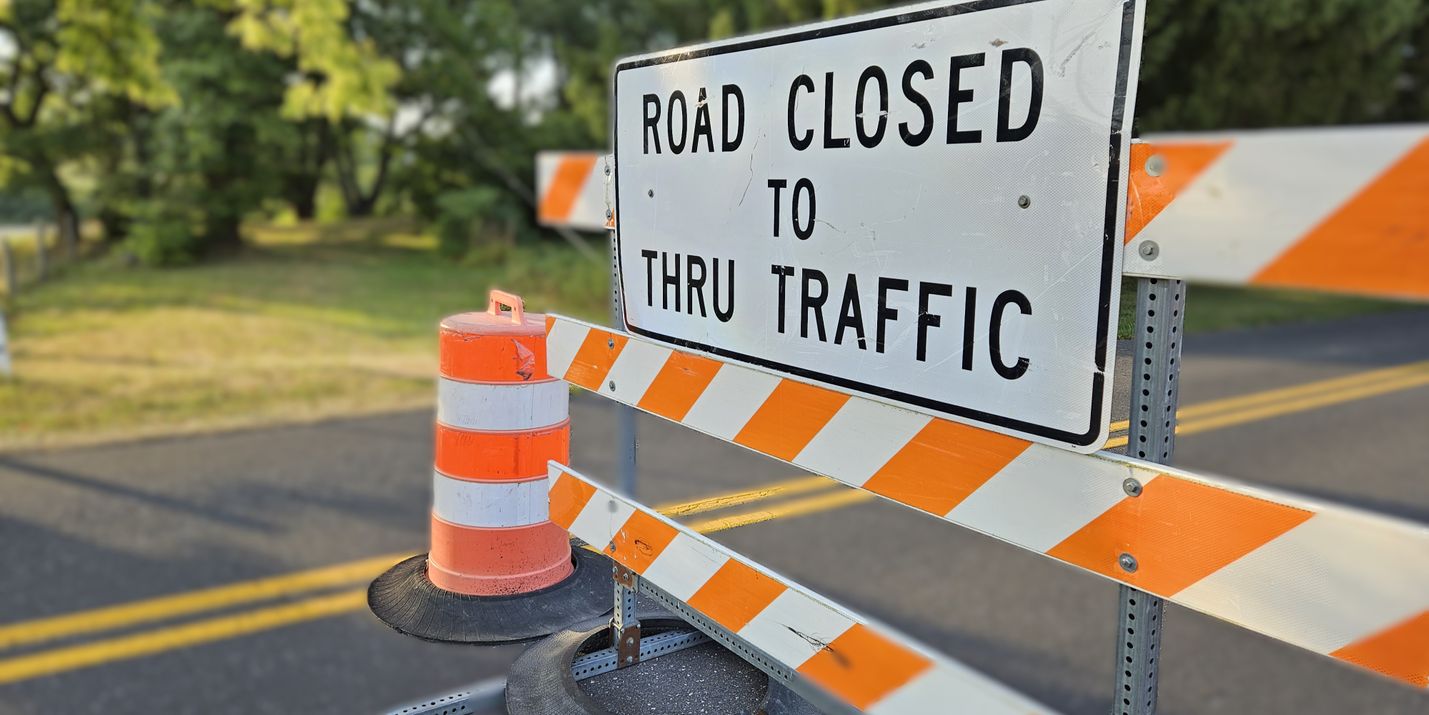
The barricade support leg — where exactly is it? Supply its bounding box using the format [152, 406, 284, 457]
[1113, 277, 1187, 715]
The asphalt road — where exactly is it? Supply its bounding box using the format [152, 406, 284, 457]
[1, 308, 1427, 714]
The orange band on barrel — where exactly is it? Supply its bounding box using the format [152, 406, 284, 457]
[439, 313, 550, 382]
[427, 516, 574, 595]
[434, 421, 570, 481]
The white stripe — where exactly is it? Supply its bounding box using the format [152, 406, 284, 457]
[546, 321, 589, 379]
[795, 398, 933, 487]
[948, 445, 1155, 551]
[681, 365, 780, 441]
[1129, 127, 1425, 281]
[868, 664, 1055, 715]
[640, 533, 729, 602]
[436, 378, 567, 431]
[1174, 511, 1429, 654]
[737, 588, 856, 670]
[566, 488, 637, 552]
[432, 472, 549, 528]
[600, 339, 672, 404]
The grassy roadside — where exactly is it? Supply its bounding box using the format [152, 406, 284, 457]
[0, 221, 1411, 450]
[0, 220, 607, 450]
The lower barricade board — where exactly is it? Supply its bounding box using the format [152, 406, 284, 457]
[547, 462, 1059, 715]
[545, 314, 1429, 690]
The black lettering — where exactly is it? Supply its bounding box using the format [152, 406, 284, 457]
[767, 179, 787, 237]
[722, 84, 745, 151]
[713, 259, 735, 322]
[661, 252, 681, 311]
[899, 60, 934, 147]
[997, 48, 1043, 142]
[687, 255, 708, 317]
[947, 53, 985, 144]
[800, 269, 829, 341]
[962, 287, 977, 371]
[788, 75, 815, 150]
[876, 278, 909, 354]
[792, 179, 816, 241]
[990, 290, 1031, 379]
[642, 249, 658, 306]
[855, 66, 888, 149]
[822, 72, 850, 149]
[916, 281, 952, 362]
[668, 91, 688, 154]
[771, 265, 795, 333]
[643, 95, 661, 154]
[834, 274, 866, 349]
[692, 88, 715, 153]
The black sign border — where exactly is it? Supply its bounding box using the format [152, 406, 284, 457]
[611, 0, 1137, 448]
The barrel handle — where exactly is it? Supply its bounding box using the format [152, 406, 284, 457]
[487, 290, 525, 324]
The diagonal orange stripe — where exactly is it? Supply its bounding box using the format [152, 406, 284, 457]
[1125, 141, 1231, 242]
[859, 419, 1030, 516]
[538, 155, 598, 223]
[547, 472, 596, 530]
[564, 329, 627, 391]
[1252, 137, 1429, 300]
[1330, 610, 1429, 688]
[604, 510, 678, 574]
[1047, 476, 1313, 596]
[637, 351, 723, 421]
[797, 623, 933, 710]
[733, 380, 850, 461]
[685, 560, 784, 634]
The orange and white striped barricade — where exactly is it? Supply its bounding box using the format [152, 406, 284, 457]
[542, 463, 1059, 715]
[1124, 124, 1429, 302]
[543, 314, 1429, 691]
[368, 291, 607, 643]
[536, 151, 614, 231]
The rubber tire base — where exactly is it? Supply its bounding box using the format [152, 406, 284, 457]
[367, 541, 610, 645]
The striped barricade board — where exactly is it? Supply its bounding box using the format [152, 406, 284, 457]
[547, 462, 1059, 714]
[544, 313, 1429, 689]
[1126, 125, 1429, 301]
[536, 151, 613, 231]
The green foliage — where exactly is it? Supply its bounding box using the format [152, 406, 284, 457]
[124, 199, 202, 265]
[435, 187, 522, 262]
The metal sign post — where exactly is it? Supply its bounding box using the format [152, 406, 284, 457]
[0, 309, 11, 377]
[1114, 276, 1187, 714]
[607, 158, 639, 498]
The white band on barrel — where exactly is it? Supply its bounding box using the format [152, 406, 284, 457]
[432, 471, 550, 528]
[437, 378, 568, 432]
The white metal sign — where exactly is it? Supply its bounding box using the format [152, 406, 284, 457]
[612, 0, 1144, 452]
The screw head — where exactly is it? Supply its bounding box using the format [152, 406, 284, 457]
[624, 656, 635, 664]
[1122, 478, 1143, 497]
[607, 338, 615, 349]
[647, 188, 654, 198]
[605, 208, 613, 220]
[607, 380, 616, 391]
[625, 636, 634, 645]
[1138, 240, 1159, 260]
[1017, 195, 1031, 209]
[603, 163, 611, 176]
[1145, 153, 1166, 177]
[1119, 553, 1139, 573]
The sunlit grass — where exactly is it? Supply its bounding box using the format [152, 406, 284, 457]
[0, 219, 607, 449]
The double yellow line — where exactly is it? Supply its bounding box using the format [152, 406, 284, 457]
[1104, 359, 1429, 449]
[2, 359, 1426, 685]
[0, 475, 856, 685]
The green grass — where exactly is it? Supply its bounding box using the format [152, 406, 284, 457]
[0, 219, 607, 449]
[1115, 278, 1408, 339]
[0, 222, 1409, 449]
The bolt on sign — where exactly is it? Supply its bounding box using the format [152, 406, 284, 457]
[612, 0, 1145, 452]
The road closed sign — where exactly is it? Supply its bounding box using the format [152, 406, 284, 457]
[611, 0, 1144, 452]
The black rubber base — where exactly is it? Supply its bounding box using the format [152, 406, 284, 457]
[367, 542, 610, 645]
[505, 612, 788, 715]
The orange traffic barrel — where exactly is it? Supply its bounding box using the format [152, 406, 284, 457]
[368, 290, 607, 643]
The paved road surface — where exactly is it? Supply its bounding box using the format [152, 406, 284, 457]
[0, 309, 1426, 714]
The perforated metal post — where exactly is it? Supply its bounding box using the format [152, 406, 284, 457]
[612, 564, 641, 668]
[608, 171, 638, 498]
[1113, 277, 1186, 715]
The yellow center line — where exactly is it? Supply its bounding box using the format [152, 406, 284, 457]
[1105, 368, 1429, 449]
[1108, 359, 1429, 433]
[0, 489, 865, 685]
